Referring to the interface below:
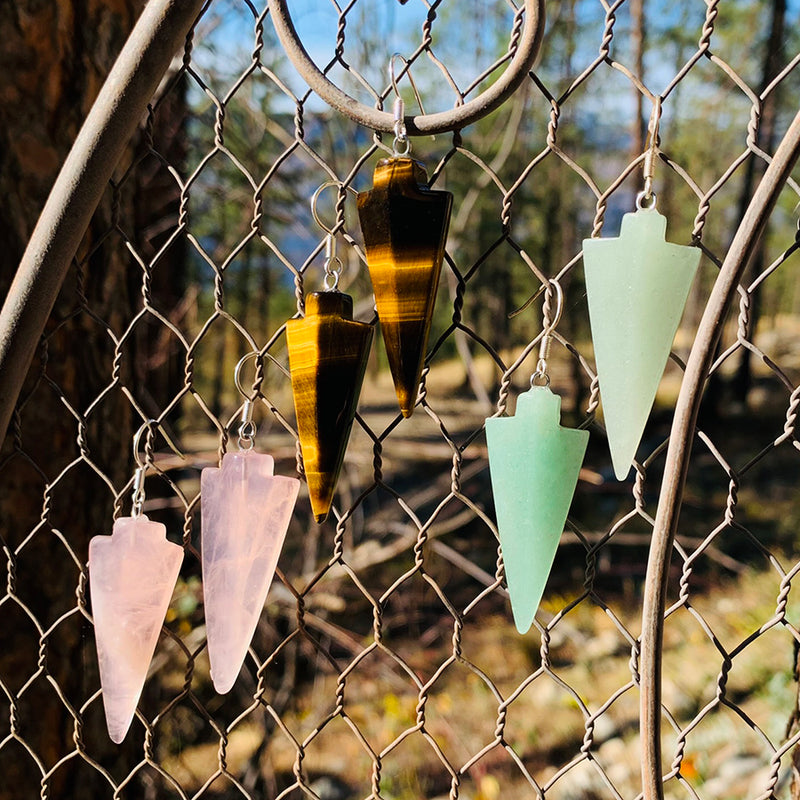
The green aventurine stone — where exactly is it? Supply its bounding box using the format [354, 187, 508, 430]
[583, 207, 701, 480]
[485, 386, 589, 634]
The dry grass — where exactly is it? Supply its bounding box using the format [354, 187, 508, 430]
[159, 568, 798, 799]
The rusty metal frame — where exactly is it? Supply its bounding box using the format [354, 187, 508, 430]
[2, 1, 800, 795]
[639, 107, 800, 800]
[267, 0, 545, 135]
[0, 0, 206, 447]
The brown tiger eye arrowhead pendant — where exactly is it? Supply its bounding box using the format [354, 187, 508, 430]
[285, 291, 373, 523]
[357, 158, 452, 417]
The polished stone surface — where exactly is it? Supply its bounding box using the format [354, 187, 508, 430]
[201, 450, 299, 693]
[286, 291, 373, 522]
[358, 157, 452, 417]
[583, 208, 700, 479]
[486, 387, 589, 634]
[89, 515, 183, 743]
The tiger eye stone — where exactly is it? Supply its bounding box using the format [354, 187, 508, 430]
[358, 157, 452, 417]
[285, 291, 373, 522]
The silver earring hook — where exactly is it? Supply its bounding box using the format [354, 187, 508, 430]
[389, 53, 426, 117]
[234, 351, 262, 450]
[132, 418, 185, 469]
[639, 96, 662, 210]
[132, 418, 156, 473]
[310, 181, 341, 236]
[234, 351, 261, 401]
[131, 419, 184, 516]
[389, 53, 406, 94]
[389, 53, 422, 158]
[311, 181, 352, 291]
[531, 280, 564, 387]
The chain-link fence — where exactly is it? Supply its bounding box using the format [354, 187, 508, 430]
[2, 1, 800, 798]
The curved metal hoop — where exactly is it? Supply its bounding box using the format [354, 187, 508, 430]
[267, 0, 545, 135]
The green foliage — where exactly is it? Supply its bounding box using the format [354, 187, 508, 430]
[181, 0, 800, 415]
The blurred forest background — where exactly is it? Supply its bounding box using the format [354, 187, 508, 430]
[2, 0, 800, 798]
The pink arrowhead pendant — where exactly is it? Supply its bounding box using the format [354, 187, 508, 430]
[201, 450, 300, 693]
[485, 387, 588, 633]
[89, 516, 183, 743]
[583, 207, 701, 479]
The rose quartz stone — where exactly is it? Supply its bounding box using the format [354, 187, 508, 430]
[89, 515, 183, 743]
[201, 451, 299, 693]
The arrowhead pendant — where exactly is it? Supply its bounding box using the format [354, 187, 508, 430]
[201, 451, 300, 693]
[89, 516, 183, 742]
[286, 291, 373, 522]
[357, 158, 452, 417]
[583, 208, 700, 479]
[485, 387, 588, 634]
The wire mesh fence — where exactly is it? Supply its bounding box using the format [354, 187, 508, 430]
[2, 0, 800, 798]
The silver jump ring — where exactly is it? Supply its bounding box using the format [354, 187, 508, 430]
[267, 0, 545, 135]
[530, 371, 551, 388]
[636, 191, 658, 210]
[392, 135, 411, 157]
[237, 420, 257, 451]
[323, 256, 343, 291]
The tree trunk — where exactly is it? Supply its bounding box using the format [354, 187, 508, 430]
[0, 2, 189, 797]
[630, 0, 647, 159]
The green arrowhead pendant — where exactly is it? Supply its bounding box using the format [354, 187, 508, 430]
[583, 207, 700, 480]
[485, 386, 588, 634]
[357, 158, 453, 417]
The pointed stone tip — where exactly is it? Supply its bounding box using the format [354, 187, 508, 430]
[612, 460, 634, 482]
[512, 610, 535, 635]
[108, 724, 129, 745]
[308, 483, 334, 524]
[211, 672, 237, 695]
[609, 438, 637, 481]
[393, 383, 417, 418]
